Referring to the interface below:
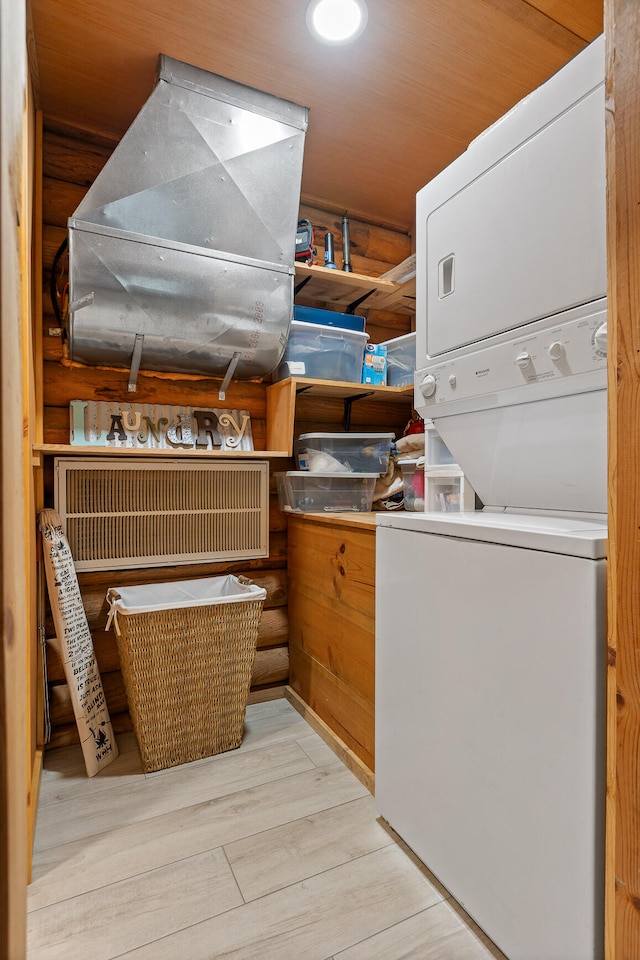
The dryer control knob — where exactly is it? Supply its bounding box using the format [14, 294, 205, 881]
[548, 341, 565, 361]
[515, 351, 531, 369]
[420, 374, 437, 399]
[593, 322, 608, 357]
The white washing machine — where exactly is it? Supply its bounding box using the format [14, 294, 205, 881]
[375, 35, 607, 960]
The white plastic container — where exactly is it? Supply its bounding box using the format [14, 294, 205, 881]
[275, 471, 378, 513]
[424, 467, 476, 512]
[276, 320, 369, 383]
[382, 332, 416, 386]
[295, 432, 395, 474]
[425, 424, 457, 466]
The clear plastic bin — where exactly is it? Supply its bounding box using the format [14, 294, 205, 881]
[400, 457, 425, 511]
[295, 432, 395, 474]
[424, 467, 476, 512]
[382, 332, 416, 386]
[275, 320, 369, 383]
[425, 425, 457, 466]
[275, 471, 378, 513]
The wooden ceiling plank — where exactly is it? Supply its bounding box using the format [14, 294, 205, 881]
[29, 0, 603, 231]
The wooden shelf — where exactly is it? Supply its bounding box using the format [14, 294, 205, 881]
[32, 443, 289, 461]
[295, 263, 415, 315]
[34, 381, 413, 463]
[265, 377, 413, 455]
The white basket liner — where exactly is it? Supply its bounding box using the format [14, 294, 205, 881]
[106, 575, 266, 630]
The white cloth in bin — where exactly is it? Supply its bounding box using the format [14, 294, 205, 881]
[305, 449, 350, 472]
[105, 575, 266, 633]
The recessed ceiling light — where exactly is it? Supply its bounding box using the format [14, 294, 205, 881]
[306, 0, 368, 45]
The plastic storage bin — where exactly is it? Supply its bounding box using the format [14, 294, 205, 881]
[295, 432, 395, 473]
[293, 304, 366, 332]
[106, 575, 266, 772]
[400, 457, 425, 511]
[275, 320, 369, 383]
[275, 471, 378, 513]
[382, 332, 416, 386]
[425, 425, 457, 466]
[424, 467, 476, 512]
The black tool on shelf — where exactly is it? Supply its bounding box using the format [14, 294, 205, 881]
[342, 216, 353, 272]
[324, 232, 338, 269]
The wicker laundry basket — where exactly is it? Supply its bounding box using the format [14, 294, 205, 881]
[106, 575, 266, 772]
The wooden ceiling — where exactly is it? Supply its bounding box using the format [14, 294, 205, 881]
[28, 0, 602, 235]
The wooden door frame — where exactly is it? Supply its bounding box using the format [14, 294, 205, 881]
[3, 3, 640, 959]
[0, 0, 30, 956]
[604, 2, 640, 958]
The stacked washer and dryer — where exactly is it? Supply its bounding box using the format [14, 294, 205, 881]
[375, 36, 607, 960]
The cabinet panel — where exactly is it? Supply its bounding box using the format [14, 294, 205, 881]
[289, 646, 374, 772]
[288, 516, 376, 771]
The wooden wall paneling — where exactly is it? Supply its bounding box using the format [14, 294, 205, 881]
[288, 518, 375, 703]
[265, 379, 298, 454]
[43, 566, 290, 745]
[294, 392, 413, 438]
[42, 122, 288, 744]
[604, 3, 640, 958]
[29, 0, 601, 231]
[45, 606, 290, 683]
[42, 222, 65, 270]
[42, 174, 84, 227]
[361, 309, 414, 345]
[524, 0, 603, 41]
[297, 202, 412, 274]
[42, 127, 112, 186]
[1, 0, 29, 953]
[25, 93, 45, 875]
[285, 685, 374, 793]
[41, 400, 269, 449]
[41, 359, 269, 412]
[47, 711, 133, 751]
[288, 644, 375, 772]
[48, 670, 129, 727]
[38, 124, 417, 750]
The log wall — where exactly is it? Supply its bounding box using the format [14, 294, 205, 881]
[40, 123, 412, 747]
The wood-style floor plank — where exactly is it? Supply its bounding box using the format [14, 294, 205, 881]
[36, 732, 144, 807]
[33, 739, 314, 853]
[334, 899, 505, 959]
[116, 845, 443, 960]
[225, 795, 391, 901]
[27, 848, 243, 960]
[29, 763, 368, 909]
[27, 699, 504, 960]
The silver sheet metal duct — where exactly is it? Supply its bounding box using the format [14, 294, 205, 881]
[66, 56, 308, 392]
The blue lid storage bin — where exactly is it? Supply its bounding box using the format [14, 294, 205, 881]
[293, 304, 366, 332]
[275, 320, 369, 383]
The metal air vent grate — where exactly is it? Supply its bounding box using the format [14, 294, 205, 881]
[54, 459, 269, 571]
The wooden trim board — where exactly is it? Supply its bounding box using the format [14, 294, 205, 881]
[285, 686, 374, 795]
[604, 4, 640, 957]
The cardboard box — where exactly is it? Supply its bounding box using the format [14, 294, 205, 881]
[362, 343, 387, 385]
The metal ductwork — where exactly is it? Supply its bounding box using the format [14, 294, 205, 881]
[66, 56, 308, 392]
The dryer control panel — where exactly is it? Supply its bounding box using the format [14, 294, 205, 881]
[415, 302, 607, 419]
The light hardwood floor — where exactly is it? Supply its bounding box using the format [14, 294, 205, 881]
[28, 698, 506, 959]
